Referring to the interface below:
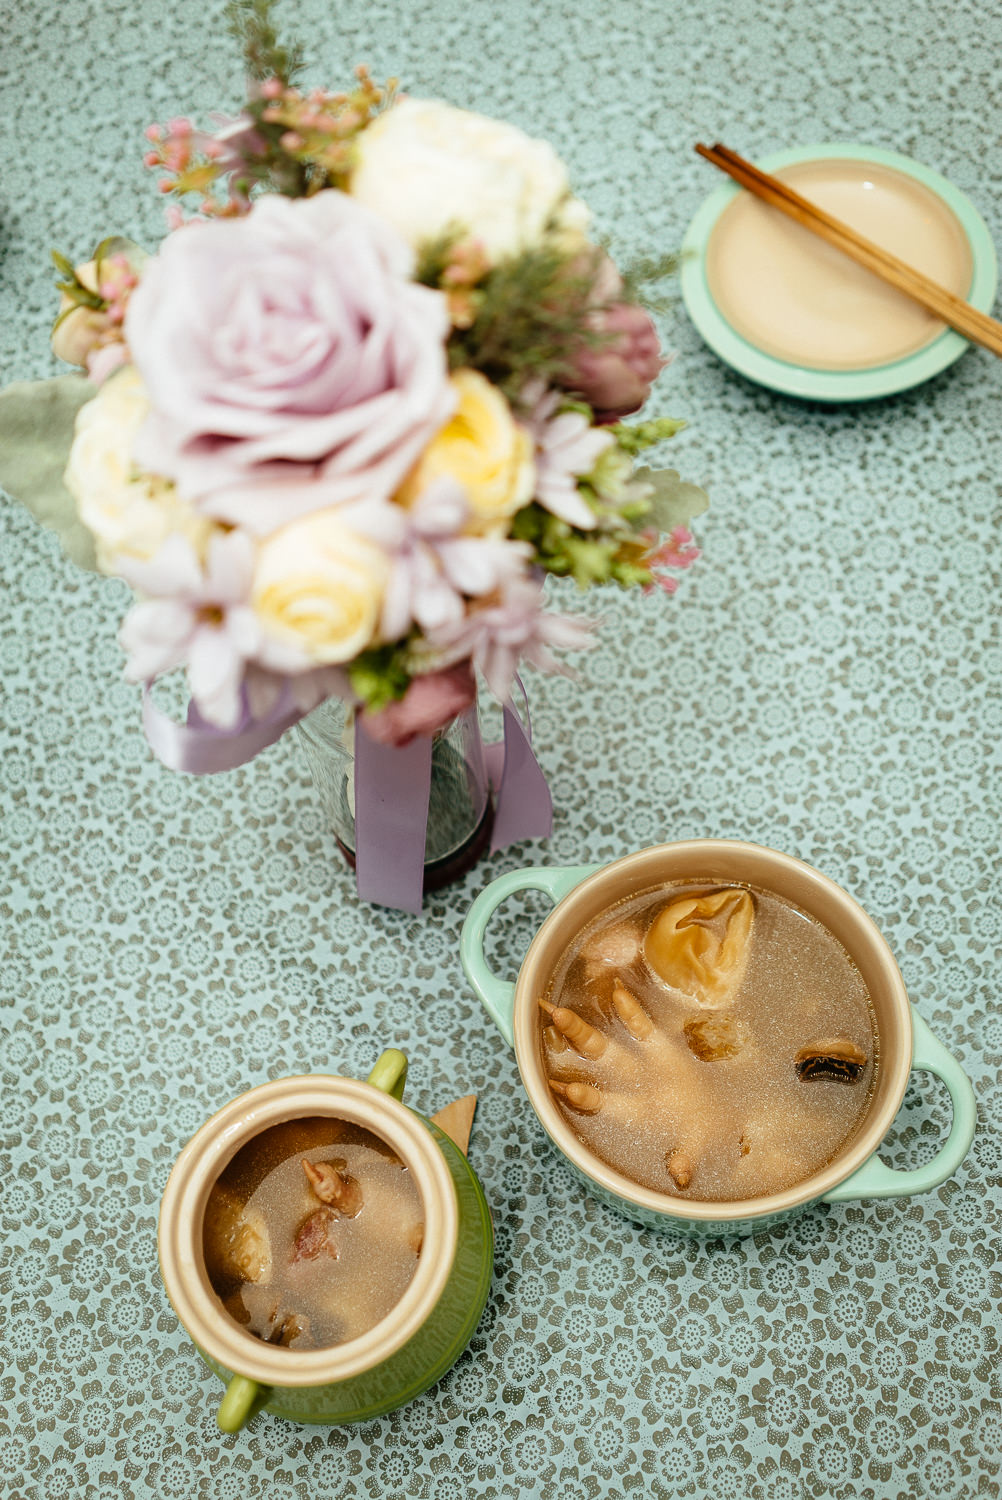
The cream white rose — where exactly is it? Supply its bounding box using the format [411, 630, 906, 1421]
[349, 98, 590, 263]
[252, 511, 389, 664]
[64, 366, 213, 573]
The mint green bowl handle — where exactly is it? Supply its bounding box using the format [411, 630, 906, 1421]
[217, 1046, 410, 1432]
[461, 866, 602, 1046]
[823, 1011, 976, 1204]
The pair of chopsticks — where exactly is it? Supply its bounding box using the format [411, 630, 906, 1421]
[696, 142, 1002, 359]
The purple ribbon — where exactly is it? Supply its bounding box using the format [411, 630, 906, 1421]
[141, 679, 552, 912]
[353, 721, 433, 915]
[142, 684, 308, 774]
[486, 689, 553, 852]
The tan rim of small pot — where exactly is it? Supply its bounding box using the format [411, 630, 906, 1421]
[158, 1076, 458, 1386]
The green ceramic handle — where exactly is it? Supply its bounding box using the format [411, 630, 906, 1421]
[823, 1010, 976, 1204]
[461, 865, 602, 1046]
[217, 1374, 262, 1434]
[367, 1047, 408, 1100]
[217, 1047, 410, 1432]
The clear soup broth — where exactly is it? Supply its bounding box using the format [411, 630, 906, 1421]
[202, 1116, 423, 1351]
[540, 882, 878, 1202]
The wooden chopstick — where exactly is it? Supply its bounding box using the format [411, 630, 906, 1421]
[696, 142, 1002, 359]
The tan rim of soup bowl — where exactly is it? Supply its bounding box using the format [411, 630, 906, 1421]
[158, 1076, 458, 1386]
[512, 840, 914, 1225]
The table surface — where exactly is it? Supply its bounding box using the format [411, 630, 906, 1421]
[2, 2, 1001, 1497]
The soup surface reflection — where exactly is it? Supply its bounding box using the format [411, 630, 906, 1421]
[540, 883, 878, 1201]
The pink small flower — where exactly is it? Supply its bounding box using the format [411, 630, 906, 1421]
[117, 531, 302, 729]
[425, 576, 595, 701]
[360, 662, 478, 746]
[380, 477, 531, 642]
[522, 383, 612, 529]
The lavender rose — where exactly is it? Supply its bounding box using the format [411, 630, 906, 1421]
[124, 191, 454, 534]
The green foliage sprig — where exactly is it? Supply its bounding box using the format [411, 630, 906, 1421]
[223, 0, 304, 86]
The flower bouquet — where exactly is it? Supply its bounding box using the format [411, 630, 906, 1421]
[0, 1, 707, 912]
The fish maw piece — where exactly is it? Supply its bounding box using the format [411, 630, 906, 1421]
[203, 1182, 273, 1284]
[581, 921, 643, 978]
[644, 888, 754, 1008]
[683, 1012, 748, 1061]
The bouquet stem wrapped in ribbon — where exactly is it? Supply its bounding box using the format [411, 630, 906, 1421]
[0, 1, 708, 912]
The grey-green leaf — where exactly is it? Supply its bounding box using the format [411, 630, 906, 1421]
[0, 375, 98, 571]
[634, 466, 710, 532]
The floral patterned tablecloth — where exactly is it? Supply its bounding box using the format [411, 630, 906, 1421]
[2, 2, 1001, 1497]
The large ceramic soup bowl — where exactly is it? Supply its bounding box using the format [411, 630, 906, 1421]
[461, 841, 976, 1236]
[159, 1049, 493, 1430]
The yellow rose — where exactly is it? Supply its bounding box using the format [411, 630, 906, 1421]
[399, 369, 535, 534]
[252, 511, 389, 664]
[64, 366, 213, 572]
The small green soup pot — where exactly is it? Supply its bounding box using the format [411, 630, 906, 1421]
[158, 1050, 493, 1431]
[461, 840, 976, 1237]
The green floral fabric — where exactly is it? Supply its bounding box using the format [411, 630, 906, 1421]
[1, 2, 1000, 1497]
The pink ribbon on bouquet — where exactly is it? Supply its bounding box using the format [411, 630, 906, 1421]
[141, 679, 552, 914]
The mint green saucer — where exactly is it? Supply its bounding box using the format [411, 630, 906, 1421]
[680, 143, 998, 401]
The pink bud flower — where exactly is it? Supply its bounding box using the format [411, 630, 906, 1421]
[569, 300, 666, 421]
[360, 663, 478, 747]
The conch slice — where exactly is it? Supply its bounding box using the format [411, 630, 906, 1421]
[644, 887, 754, 1008]
[795, 1037, 867, 1083]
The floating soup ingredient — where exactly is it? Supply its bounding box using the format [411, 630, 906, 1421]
[580, 920, 644, 981]
[542, 881, 877, 1201]
[538, 998, 609, 1059]
[666, 1149, 693, 1190]
[610, 979, 655, 1040]
[301, 1157, 363, 1216]
[795, 1037, 867, 1082]
[644, 887, 754, 1008]
[203, 1183, 272, 1285]
[683, 1011, 747, 1062]
[202, 1116, 424, 1350]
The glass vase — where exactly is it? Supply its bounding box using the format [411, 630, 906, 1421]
[296, 696, 494, 892]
